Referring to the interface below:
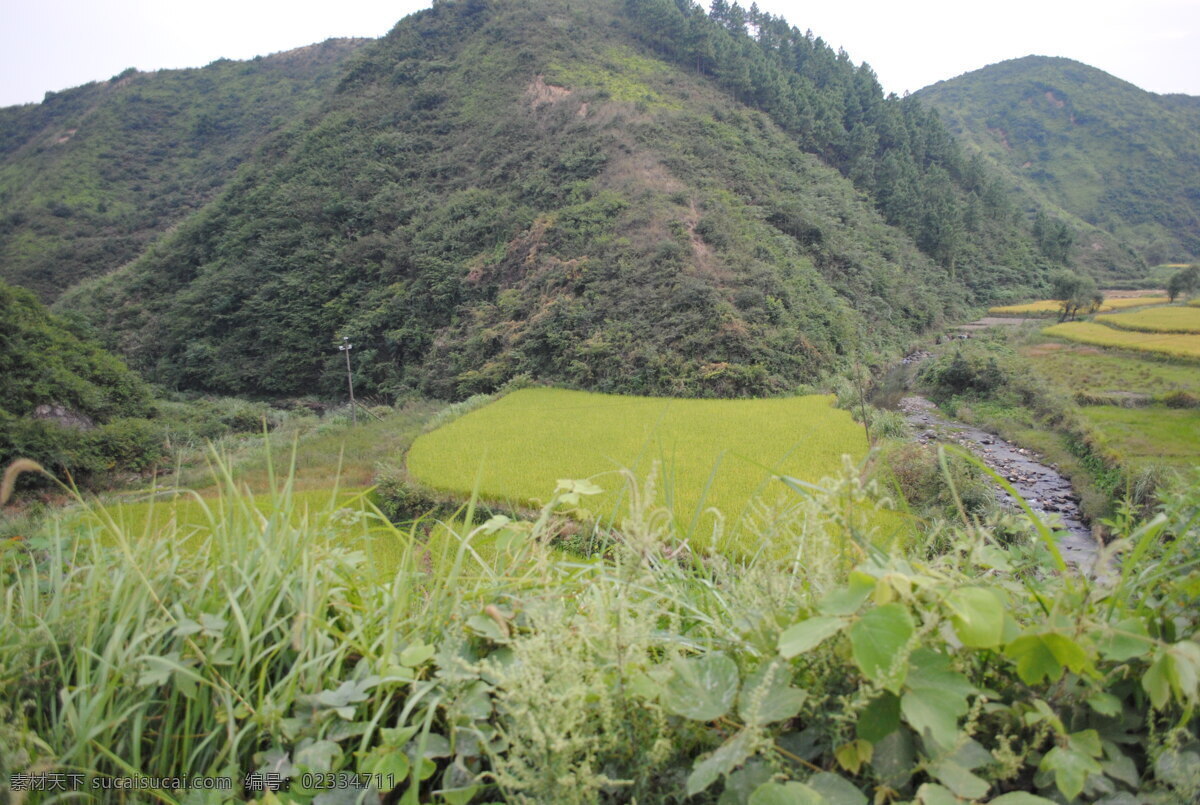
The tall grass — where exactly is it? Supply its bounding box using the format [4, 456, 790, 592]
[5, 453, 1200, 803]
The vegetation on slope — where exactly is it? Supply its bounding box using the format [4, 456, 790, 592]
[917, 56, 1200, 274]
[0, 38, 366, 299]
[57, 0, 1058, 401]
[0, 279, 162, 483]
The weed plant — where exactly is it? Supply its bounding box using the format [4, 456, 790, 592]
[4, 451, 1200, 803]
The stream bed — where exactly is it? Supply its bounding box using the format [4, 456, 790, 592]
[874, 353, 1099, 572]
[897, 396, 1097, 570]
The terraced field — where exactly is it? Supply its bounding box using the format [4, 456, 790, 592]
[989, 295, 1169, 316]
[1095, 305, 1200, 334]
[1081, 406, 1200, 472]
[1042, 321, 1200, 359]
[1023, 343, 1200, 398]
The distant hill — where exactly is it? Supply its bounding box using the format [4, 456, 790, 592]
[917, 56, 1200, 276]
[0, 38, 367, 300]
[5, 0, 1063, 400]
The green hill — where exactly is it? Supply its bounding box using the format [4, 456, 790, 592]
[0, 38, 367, 300]
[916, 56, 1200, 276]
[41, 0, 1059, 401]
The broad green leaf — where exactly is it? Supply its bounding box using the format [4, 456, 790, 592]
[380, 725, 420, 747]
[198, 612, 226, 636]
[1102, 749, 1140, 789]
[749, 782, 824, 805]
[1086, 692, 1122, 717]
[1069, 729, 1103, 758]
[465, 614, 506, 641]
[807, 772, 867, 805]
[988, 794, 1057, 805]
[1142, 650, 1172, 709]
[929, 759, 989, 800]
[849, 603, 913, 690]
[871, 729, 916, 790]
[944, 587, 1004, 648]
[915, 783, 959, 805]
[855, 692, 900, 743]
[1040, 745, 1102, 801]
[834, 740, 873, 775]
[294, 739, 341, 772]
[360, 748, 410, 782]
[173, 617, 202, 638]
[1168, 640, 1200, 702]
[718, 762, 774, 805]
[662, 653, 740, 721]
[1005, 633, 1088, 685]
[945, 737, 992, 771]
[399, 643, 436, 667]
[738, 662, 808, 725]
[901, 650, 974, 749]
[686, 729, 756, 796]
[439, 787, 479, 805]
[1096, 618, 1151, 662]
[411, 732, 451, 759]
[779, 616, 846, 658]
[818, 572, 876, 616]
[479, 514, 511, 533]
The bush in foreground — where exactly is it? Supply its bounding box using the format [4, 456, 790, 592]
[2, 459, 1199, 803]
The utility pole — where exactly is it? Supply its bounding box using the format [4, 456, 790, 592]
[338, 336, 356, 425]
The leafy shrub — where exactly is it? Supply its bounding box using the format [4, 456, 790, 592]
[5, 463, 1200, 802]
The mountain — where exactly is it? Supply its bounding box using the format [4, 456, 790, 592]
[916, 56, 1200, 276]
[0, 279, 160, 481]
[0, 38, 367, 300]
[12, 0, 1057, 400]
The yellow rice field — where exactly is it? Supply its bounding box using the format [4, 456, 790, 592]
[1095, 305, 1200, 334]
[1042, 321, 1200, 359]
[989, 296, 1170, 316]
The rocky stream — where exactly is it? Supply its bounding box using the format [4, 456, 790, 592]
[875, 351, 1099, 572]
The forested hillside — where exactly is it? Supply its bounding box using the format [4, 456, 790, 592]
[917, 56, 1200, 274]
[0, 38, 366, 300]
[41, 0, 1062, 401]
[0, 279, 161, 481]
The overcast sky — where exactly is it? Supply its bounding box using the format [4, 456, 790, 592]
[2, 0, 1198, 108]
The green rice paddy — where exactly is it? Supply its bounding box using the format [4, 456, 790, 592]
[1023, 343, 1200, 397]
[406, 388, 886, 552]
[1077, 406, 1200, 471]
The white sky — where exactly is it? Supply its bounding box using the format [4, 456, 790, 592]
[2, 0, 1198, 108]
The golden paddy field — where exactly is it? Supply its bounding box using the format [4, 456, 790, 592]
[1095, 305, 1200, 334]
[1042, 321, 1200, 359]
[989, 295, 1170, 316]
